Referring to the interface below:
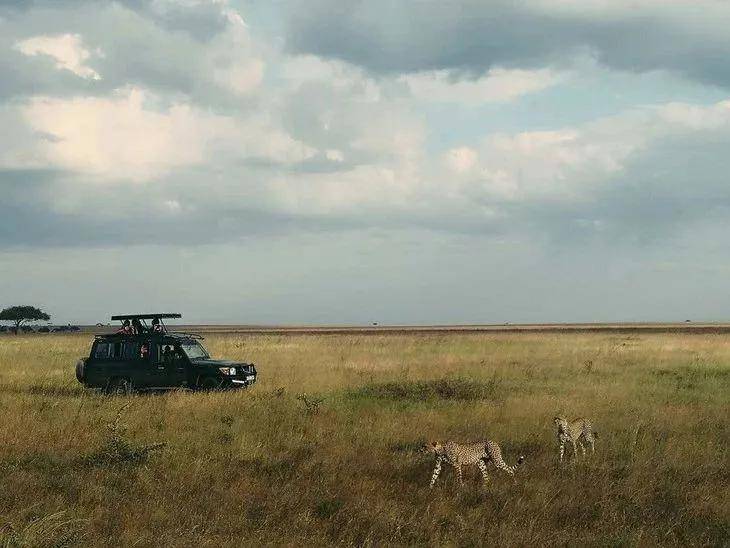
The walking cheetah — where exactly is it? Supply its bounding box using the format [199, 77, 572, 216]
[421, 440, 524, 488]
[553, 416, 599, 462]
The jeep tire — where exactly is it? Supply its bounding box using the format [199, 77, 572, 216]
[199, 376, 222, 391]
[75, 358, 86, 383]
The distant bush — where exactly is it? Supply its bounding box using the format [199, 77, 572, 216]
[349, 377, 502, 402]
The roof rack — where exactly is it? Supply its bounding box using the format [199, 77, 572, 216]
[111, 313, 181, 321]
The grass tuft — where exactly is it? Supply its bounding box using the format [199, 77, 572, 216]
[348, 376, 503, 402]
[79, 403, 165, 467]
[0, 510, 87, 548]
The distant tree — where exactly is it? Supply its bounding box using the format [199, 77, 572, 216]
[0, 306, 50, 334]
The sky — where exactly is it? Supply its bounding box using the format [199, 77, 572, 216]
[1, 0, 730, 325]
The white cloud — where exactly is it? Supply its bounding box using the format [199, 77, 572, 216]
[204, 2, 265, 96]
[282, 55, 382, 103]
[213, 58, 264, 95]
[163, 199, 182, 213]
[14, 33, 102, 80]
[325, 149, 344, 162]
[440, 100, 730, 203]
[18, 87, 315, 182]
[21, 87, 231, 181]
[401, 67, 562, 105]
[656, 100, 730, 131]
[444, 147, 478, 173]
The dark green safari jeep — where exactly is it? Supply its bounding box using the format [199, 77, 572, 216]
[75, 313, 257, 395]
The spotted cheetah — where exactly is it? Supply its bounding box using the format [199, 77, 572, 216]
[421, 440, 524, 488]
[553, 416, 599, 462]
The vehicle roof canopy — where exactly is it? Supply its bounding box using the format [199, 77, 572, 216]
[96, 331, 203, 341]
[111, 313, 181, 321]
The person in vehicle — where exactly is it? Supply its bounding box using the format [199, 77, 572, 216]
[116, 320, 132, 335]
[162, 345, 173, 365]
[132, 318, 144, 335]
[140, 342, 149, 359]
[151, 317, 164, 333]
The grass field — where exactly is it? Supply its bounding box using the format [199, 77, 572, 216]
[0, 331, 728, 546]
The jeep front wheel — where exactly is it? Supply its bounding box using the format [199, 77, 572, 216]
[198, 376, 222, 391]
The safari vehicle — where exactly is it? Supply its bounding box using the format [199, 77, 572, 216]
[75, 313, 257, 395]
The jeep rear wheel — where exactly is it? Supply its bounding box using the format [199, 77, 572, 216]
[108, 377, 134, 396]
[199, 376, 222, 391]
[75, 358, 86, 383]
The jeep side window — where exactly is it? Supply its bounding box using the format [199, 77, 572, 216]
[111, 341, 123, 359]
[159, 344, 172, 365]
[94, 343, 110, 359]
[123, 342, 140, 360]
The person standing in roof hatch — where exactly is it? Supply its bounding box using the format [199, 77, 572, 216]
[151, 317, 164, 333]
[132, 318, 144, 335]
[116, 320, 132, 335]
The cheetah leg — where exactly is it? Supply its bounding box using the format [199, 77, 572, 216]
[456, 464, 464, 486]
[589, 437, 595, 454]
[429, 457, 443, 488]
[578, 439, 586, 456]
[493, 458, 515, 477]
[477, 459, 490, 486]
[572, 441, 578, 459]
[559, 442, 565, 462]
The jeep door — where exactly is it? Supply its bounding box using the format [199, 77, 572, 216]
[150, 341, 187, 388]
[121, 340, 153, 388]
[86, 341, 115, 388]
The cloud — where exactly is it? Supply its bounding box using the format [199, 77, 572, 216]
[119, 0, 235, 41]
[14, 33, 101, 80]
[18, 88, 234, 181]
[445, 100, 730, 205]
[2, 0, 730, 254]
[285, 0, 730, 88]
[0, 1, 264, 107]
[11, 86, 317, 182]
[401, 68, 562, 104]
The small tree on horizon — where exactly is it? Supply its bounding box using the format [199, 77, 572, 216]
[0, 305, 51, 333]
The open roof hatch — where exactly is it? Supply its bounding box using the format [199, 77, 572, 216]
[111, 313, 182, 321]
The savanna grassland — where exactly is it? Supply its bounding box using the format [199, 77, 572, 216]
[0, 331, 728, 547]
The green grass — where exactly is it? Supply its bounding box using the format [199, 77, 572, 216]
[0, 332, 728, 546]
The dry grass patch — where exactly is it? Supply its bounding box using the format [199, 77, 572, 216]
[0, 332, 727, 546]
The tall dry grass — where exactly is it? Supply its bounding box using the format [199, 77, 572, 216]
[0, 332, 728, 546]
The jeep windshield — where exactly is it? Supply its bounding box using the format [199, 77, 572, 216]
[180, 342, 210, 360]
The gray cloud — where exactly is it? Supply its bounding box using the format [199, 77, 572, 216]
[5, 118, 730, 250]
[1, 0, 228, 41]
[118, 0, 230, 42]
[285, 0, 730, 87]
[0, 2, 728, 250]
[0, 1, 259, 110]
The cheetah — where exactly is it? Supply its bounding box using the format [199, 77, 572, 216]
[553, 416, 599, 462]
[421, 440, 524, 488]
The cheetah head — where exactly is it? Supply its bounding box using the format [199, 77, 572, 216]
[553, 416, 566, 426]
[421, 441, 442, 454]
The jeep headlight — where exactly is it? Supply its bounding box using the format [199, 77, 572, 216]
[219, 367, 236, 376]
